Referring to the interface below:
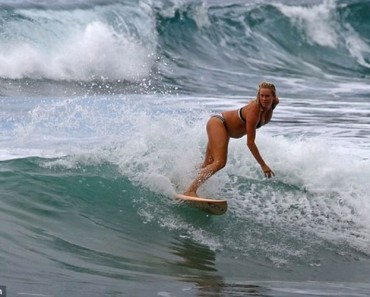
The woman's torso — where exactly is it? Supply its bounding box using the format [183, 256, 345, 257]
[222, 101, 273, 138]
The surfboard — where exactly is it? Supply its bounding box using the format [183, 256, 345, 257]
[175, 194, 228, 215]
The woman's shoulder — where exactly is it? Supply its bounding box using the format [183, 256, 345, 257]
[245, 99, 259, 112]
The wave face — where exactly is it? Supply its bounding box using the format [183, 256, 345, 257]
[1, 145, 370, 296]
[0, 0, 369, 95]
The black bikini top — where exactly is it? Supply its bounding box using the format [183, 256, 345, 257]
[238, 107, 262, 129]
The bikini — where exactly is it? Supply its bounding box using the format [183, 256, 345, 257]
[212, 103, 276, 129]
[211, 114, 227, 126]
[212, 107, 263, 129]
[238, 106, 263, 128]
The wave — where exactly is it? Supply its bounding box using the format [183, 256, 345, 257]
[155, 0, 370, 90]
[0, 1, 156, 82]
[0, 0, 369, 95]
[1, 146, 369, 270]
[1, 94, 369, 264]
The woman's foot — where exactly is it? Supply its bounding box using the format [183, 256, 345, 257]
[183, 191, 198, 197]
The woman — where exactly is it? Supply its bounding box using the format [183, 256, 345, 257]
[184, 81, 279, 197]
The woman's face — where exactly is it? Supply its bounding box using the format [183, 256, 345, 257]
[259, 88, 275, 108]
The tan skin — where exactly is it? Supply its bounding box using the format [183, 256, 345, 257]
[184, 87, 279, 197]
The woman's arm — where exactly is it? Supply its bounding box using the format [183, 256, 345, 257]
[245, 104, 275, 178]
[247, 133, 275, 178]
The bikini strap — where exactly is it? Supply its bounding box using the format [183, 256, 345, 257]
[238, 107, 246, 123]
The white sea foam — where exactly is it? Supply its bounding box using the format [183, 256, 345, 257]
[275, 0, 370, 69]
[0, 21, 154, 81]
[343, 24, 370, 68]
[0, 2, 156, 81]
[275, 0, 339, 47]
[228, 131, 370, 254]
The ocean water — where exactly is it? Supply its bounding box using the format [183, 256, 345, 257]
[1, 0, 370, 296]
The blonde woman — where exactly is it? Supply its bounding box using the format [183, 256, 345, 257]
[184, 82, 279, 197]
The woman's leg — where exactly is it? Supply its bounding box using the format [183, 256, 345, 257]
[184, 117, 229, 197]
[201, 143, 212, 168]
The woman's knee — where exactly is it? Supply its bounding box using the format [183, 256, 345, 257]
[214, 159, 227, 171]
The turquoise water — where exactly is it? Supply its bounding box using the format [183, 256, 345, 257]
[1, 0, 370, 296]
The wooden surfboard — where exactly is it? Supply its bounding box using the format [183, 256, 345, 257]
[175, 194, 228, 215]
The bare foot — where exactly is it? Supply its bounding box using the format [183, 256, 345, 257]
[183, 191, 198, 197]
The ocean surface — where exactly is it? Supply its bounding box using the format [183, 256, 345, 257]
[1, 0, 370, 296]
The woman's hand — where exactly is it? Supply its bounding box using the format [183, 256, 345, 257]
[261, 164, 275, 178]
